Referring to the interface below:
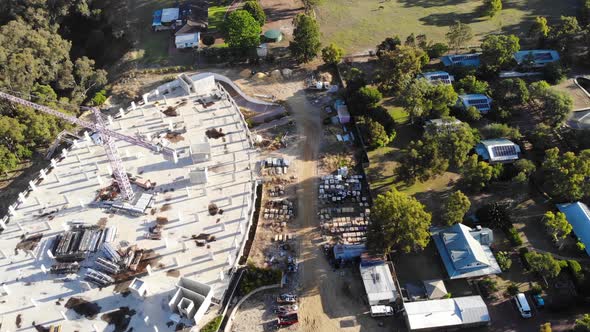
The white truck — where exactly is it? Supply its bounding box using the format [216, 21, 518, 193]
[370, 305, 394, 317]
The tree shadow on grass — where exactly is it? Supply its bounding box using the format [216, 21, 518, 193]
[419, 8, 487, 27]
[396, 0, 471, 8]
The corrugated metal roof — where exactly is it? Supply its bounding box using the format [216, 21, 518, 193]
[557, 202, 590, 256]
[360, 262, 398, 304]
[404, 296, 490, 330]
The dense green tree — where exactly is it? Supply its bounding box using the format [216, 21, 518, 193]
[481, 34, 520, 72]
[529, 80, 573, 126]
[543, 62, 567, 85]
[513, 158, 536, 183]
[0, 19, 74, 94]
[289, 13, 321, 63]
[480, 123, 522, 140]
[455, 75, 489, 94]
[462, 154, 493, 191]
[378, 45, 426, 93]
[492, 78, 529, 111]
[427, 42, 449, 58]
[72, 56, 107, 103]
[367, 189, 432, 254]
[528, 16, 550, 40]
[321, 43, 344, 65]
[543, 211, 572, 243]
[484, 0, 502, 18]
[224, 10, 261, 49]
[443, 190, 471, 225]
[401, 79, 458, 121]
[398, 119, 476, 183]
[526, 251, 562, 279]
[550, 16, 582, 53]
[542, 148, 590, 201]
[242, 1, 266, 26]
[446, 21, 473, 53]
[376, 36, 401, 57]
[529, 123, 554, 152]
[575, 314, 590, 332]
[355, 86, 382, 108]
[359, 116, 391, 148]
[91, 89, 107, 106]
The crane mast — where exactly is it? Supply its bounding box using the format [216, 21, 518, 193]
[0, 91, 177, 201]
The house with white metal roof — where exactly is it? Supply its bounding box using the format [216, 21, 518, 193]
[514, 50, 560, 67]
[557, 202, 590, 256]
[420, 71, 454, 85]
[475, 138, 521, 163]
[432, 224, 501, 279]
[457, 94, 493, 113]
[404, 295, 490, 331]
[360, 260, 399, 305]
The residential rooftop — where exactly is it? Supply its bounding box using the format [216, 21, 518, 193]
[403, 295, 490, 330]
[0, 73, 259, 330]
[475, 138, 521, 163]
[432, 224, 501, 279]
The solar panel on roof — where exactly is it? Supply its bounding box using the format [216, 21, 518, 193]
[468, 99, 490, 106]
[491, 145, 517, 158]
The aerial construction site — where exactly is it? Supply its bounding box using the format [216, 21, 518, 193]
[0, 73, 260, 331]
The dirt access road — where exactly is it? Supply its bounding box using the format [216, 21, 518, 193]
[289, 90, 394, 331]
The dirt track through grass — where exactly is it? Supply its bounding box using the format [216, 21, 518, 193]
[316, 0, 579, 53]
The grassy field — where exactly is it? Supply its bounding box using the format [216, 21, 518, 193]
[208, 5, 229, 31]
[316, 0, 579, 53]
[128, 0, 176, 64]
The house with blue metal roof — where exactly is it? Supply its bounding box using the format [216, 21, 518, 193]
[432, 224, 501, 279]
[441, 53, 481, 67]
[420, 71, 455, 85]
[475, 138, 521, 163]
[152, 8, 180, 31]
[457, 94, 493, 113]
[514, 50, 560, 68]
[557, 202, 590, 256]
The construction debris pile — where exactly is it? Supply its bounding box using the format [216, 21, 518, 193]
[51, 223, 116, 262]
[317, 168, 372, 245]
[85, 243, 146, 287]
[318, 173, 367, 205]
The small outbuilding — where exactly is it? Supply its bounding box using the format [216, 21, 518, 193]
[360, 259, 399, 306]
[334, 99, 350, 124]
[333, 243, 366, 260]
[264, 29, 283, 43]
[404, 295, 490, 331]
[475, 138, 521, 163]
[175, 33, 200, 49]
[423, 279, 448, 300]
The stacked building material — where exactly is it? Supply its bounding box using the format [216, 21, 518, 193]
[85, 268, 115, 286]
[50, 262, 80, 274]
[95, 257, 121, 274]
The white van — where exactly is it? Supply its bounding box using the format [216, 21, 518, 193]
[515, 293, 532, 318]
[370, 305, 394, 317]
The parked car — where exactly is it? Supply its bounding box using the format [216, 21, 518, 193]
[274, 304, 298, 315]
[514, 293, 532, 318]
[277, 313, 298, 327]
[278, 312, 298, 319]
[277, 293, 297, 304]
[532, 294, 545, 308]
